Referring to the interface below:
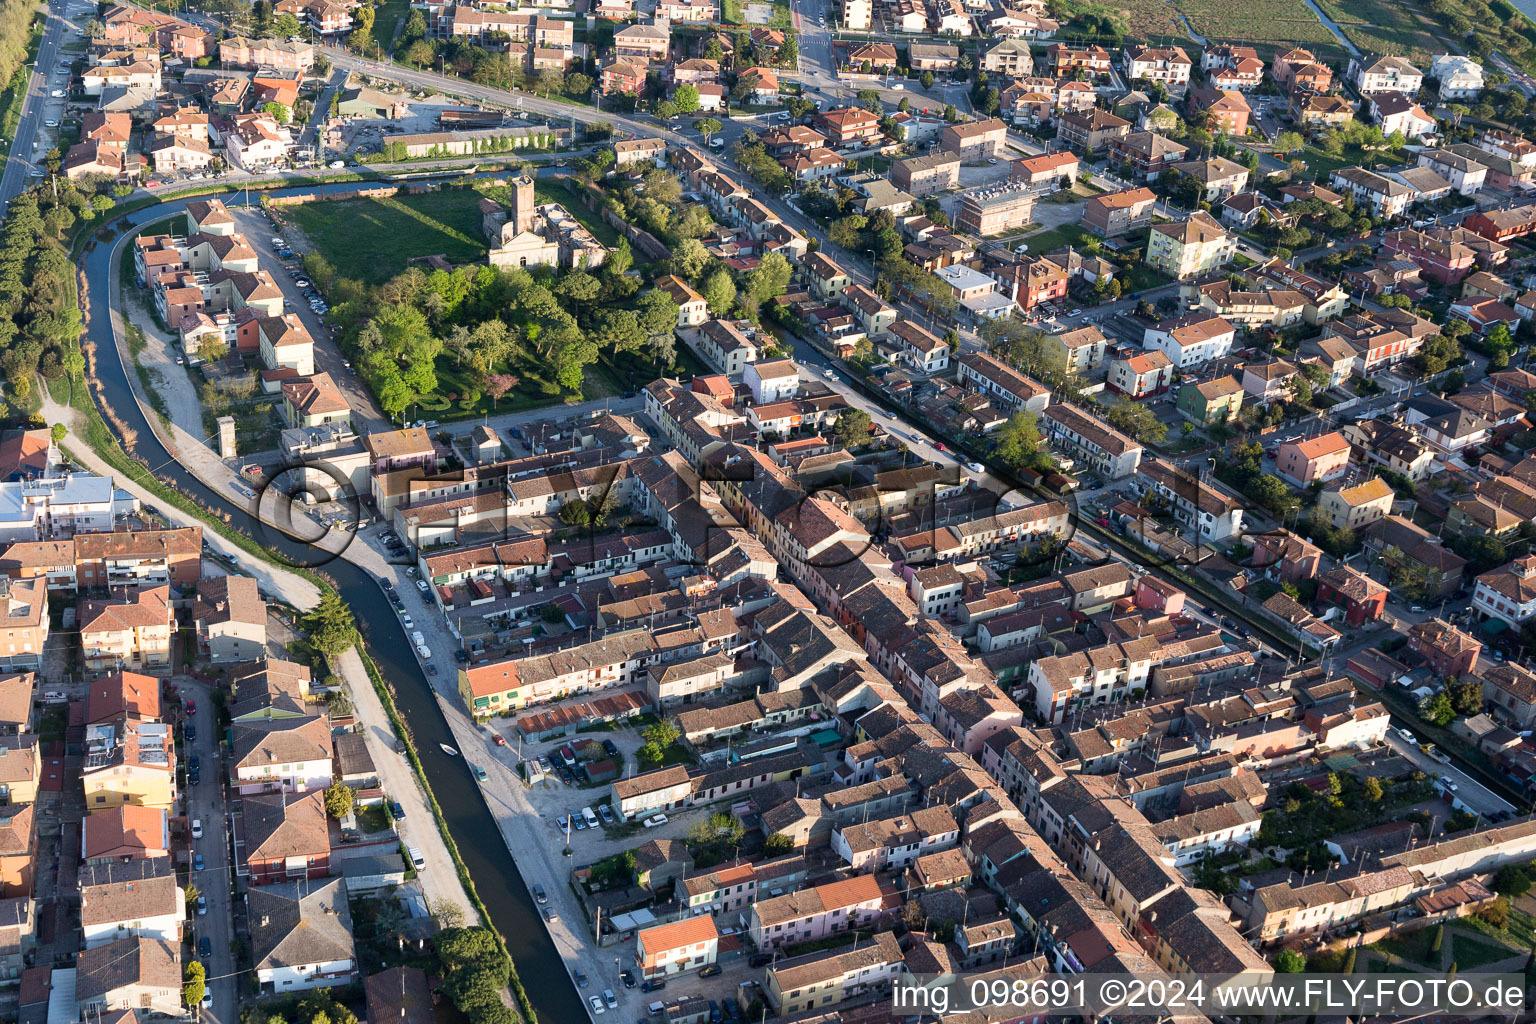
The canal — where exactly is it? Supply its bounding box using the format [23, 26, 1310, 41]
[78, 182, 582, 1024]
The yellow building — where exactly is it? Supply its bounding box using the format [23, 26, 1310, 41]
[82, 720, 177, 812]
[1317, 476, 1395, 530]
[1147, 211, 1236, 280]
[0, 735, 40, 805]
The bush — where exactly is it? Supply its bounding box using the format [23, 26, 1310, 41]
[1275, 948, 1306, 972]
[1494, 865, 1532, 898]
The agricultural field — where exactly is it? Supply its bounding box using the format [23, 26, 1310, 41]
[1312, 0, 1449, 62]
[1090, 0, 1184, 42]
[1172, 0, 1342, 45]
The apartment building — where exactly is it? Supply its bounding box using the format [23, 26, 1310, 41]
[747, 875, 884, 951]
[956, 184, 1035, 235]
[1274, 432, 1352, 487]
[1083, 187, 1156, 236]
[1040, 404, 1144, 479]
[1348, 53, 1423, 95]
[891, 153, 960, 196]
[1146, 211, 1235, 280]
[940, 117, 1008, 161]
[1317, 476, 1395, 530]
[1143, 312, 1237, 368]
[1124, 44, 1193, 88]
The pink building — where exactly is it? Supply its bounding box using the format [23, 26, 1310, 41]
[747, 875, 885, 950]
[1275, 432, 1351, 487]
[1134, 575, 1185, 615]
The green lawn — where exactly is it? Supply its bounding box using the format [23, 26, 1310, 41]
[1448, 931, 1518, 969]
[373, 0, 413, 51]
[1022, 224, 1092, 253]
[281, 189, 490, 285]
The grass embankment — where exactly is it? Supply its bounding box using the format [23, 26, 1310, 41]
[0, 13, 45, 163]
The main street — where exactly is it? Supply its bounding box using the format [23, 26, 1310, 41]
[0, 0, 71, 207]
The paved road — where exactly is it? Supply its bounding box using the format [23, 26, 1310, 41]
[184, 690, 236, 1024]
[0, 0, 71, 207]
[1384, 729, 1516, 818]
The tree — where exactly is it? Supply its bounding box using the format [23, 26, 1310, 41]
[1275, 949, 1306, 973]
[1420, 689, 1456, 727]
[305, 592, 359, 658]
[1494, 864, 1532, 898]
[943, 103, 958, 122]
[637, 288, 681, 338]
[673, 84, 701, 113]
[428, 896, 467, 930]
[746, 251, 791, 305]
[1451, 675, 1484, 716]
[763, 833, 794, 854]
[406, 39, 435, 68]
[856, 88, 882, 113]
[655, 100, 679, 120]
[920, 70, 935, 89]
[1452, 532, 1507, 573]
[686, 811, 745, 849]
[273, 11, 303, 35]
[183, 961, 206, 1008]
[701, 267, 736, 315]
[639, 719, 679, 765]
[1275, 130, 1305, 155]
[1104, 401, 1168, 444]
[1362, 776, 1384, 802]
[828, 214, 868, 250]
[834, 408, 872, 447]
[672, 237, 711, 280]
[261, 101, 290, 123]
[994, 411, 1051, 473]
[324, 781, 355, 819]
[695, 117, 723, 142]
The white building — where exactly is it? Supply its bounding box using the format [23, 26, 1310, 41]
[79, 859, 184, 950]
[249, 880, 356, 991]
[1141, 313, 1236, 369]
[1430, 54, 1484, 99]
[1474, 555, 1536, 627]
[744, 358, 801, 404]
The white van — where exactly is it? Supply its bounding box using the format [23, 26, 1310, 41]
[407, 846, 425, 870]
[581, 806, 600, 829]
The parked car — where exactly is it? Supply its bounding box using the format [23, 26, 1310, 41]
[700, 965, 722, 979]
[621, 971, 636, 989]
[603, 990, 618, 1010]
[193, 853, 204, 871]
[597, 804, 616, 826]
[416, 580, 430, 593]
[642, 814, 668, 828]
[541, 905, 556, 921]
[389, 800, 405, 819]
[533, 883, 547, 904]
[588, 996, 605, 1015]
[199, 937, 211, 958]
[197, 895, 207, 916]
[641, 979, 666, 993]
[574, 970, 589, 987]
[472, 764, 487, 782]
[185, 723, 196, 741]
[191, 819, 203, 839]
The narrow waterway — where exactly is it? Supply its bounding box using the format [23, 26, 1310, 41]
[79, 184, 582, 1024]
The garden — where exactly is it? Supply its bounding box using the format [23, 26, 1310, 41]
[284, 175, 728, 421]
